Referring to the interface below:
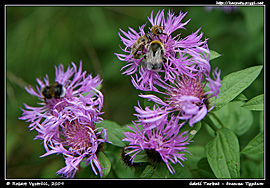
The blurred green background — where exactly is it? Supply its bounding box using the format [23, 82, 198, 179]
[6, 6, 264, 178]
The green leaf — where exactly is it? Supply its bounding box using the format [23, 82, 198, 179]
[241, 132, 264, 155]
[140, 165, 155, 178]
[122, 147, 148, 164]
[132, 150, 148, 163]
[168, 164, 192, 179]
[205, 128, 240, 178]
[259, 111, 264, 132]
[189, 122, 202, 140]
[180, 122, 201, 140]
[152, 163, 191, 179]
[212, 65, 263, 111]
[197, 158, 216, 179]
[185, 145, 206, 171]
[78, 164, 99, 178]
[242, 94, 264, 111]
[232, 93, 248, 102]
[78, 152, 111, 178]
[210, 50, 222, 61]
[240, 158, 264, 179]
[95, 120, 125, 147]
[209, 102, 253, 136]
[140, 163, 192, 179]
[97, 151, 111, 178]
[134, 163, 148, 178]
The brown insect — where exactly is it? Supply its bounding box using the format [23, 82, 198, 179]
[130, 33, 151, 57]
[41, 82, 66, 100]
[150, 25, 168, 42]
[145, 40, 167, 71]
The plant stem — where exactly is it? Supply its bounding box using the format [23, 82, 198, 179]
[203, 115, 218, 132]
[210, 112, 225, 128]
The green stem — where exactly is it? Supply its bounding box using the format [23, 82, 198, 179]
[210, 112, 225, 128]
[203, 115, 218, 132]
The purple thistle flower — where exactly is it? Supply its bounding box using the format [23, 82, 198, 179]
[20, 61, 103, 130]
[115, 9, 210, 92]
[19, 61, 107, 178]
[122, 114, 191, 174]
[137, 68, 221, 127]
[39, 112, 107, 178]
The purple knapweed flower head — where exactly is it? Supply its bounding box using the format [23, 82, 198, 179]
[39, 110, 108, 178]
[123, 114, 191, 174]
[19, 61, 107, 178]
[137, 68, 221, 127]
[20, 61, 103, 131]
[115, 9, 210, 92]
